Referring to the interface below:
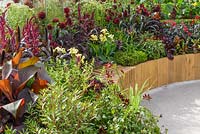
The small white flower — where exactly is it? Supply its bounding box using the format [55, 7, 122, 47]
[108, 34, 114, 41]
[100, 28, 109, 35]
[53, 47, 66, 53]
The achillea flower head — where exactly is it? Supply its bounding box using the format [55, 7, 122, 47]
[105, 16, 112, 22]
[47, 24, 53, 30]
[64, 7, 70, 14]
[113, 17, 120, 24]
[58, 22, 66, 29]
[38, 11, 46, 20]
[52, 18, 59, 23]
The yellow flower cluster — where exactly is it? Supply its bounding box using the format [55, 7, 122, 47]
[76, 53, 85, 64]
[68, 47, 85, 63]
[192, 2, 197, 7]
[68, 47, 79, 55]
[90, 28, 114, 42]
[53, 47, 66, 53]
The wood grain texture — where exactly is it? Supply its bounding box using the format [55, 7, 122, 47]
[114, 54, 200, 90]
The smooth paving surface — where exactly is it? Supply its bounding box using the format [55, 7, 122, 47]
[142, 80, 200, 134]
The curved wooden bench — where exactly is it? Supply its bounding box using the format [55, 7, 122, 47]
[115, 54, 200, 90]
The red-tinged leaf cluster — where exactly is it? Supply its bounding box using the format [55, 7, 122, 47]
[136, 4, 150, 17]
[0, 49, 52, 132]
[78, 4, 95, 33]
[105, 3, 130, 25]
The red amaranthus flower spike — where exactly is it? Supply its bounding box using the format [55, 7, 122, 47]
[22, 17, 40, 55]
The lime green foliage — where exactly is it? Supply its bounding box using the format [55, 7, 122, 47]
[21, 55, 159, 133]
[139, 39, 166, 60]
[34, 0, 65, 24]
[6, 3, 34, 28]
[114, 50, 147, 66]
[79, 0, 109, 26]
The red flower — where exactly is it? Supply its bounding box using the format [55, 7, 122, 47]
[52, 18, 59, 23]
[118, 13, 122, 18]
[104, 63, 112, 69]
[113, 17, 120, 24]
[58, 22, 66, 29]
[13, 0, 20, 3]
[64, 7, 70, 14]
[6, 3, 11, 8]
[38, 11, 46, 20]
[65, 13, 70, 18]
[183, 25, 189, 32]
[106, 16, 112, 22]
[47, 24, 53, 30]
[123, 10, 128, 17]
[112, 4, 117, 9]
[195, 15, 200, 20]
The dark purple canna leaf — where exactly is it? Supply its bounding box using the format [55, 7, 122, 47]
[0, 98, 25, 119]
[2, 60, 12, 79]
[14, 65, 40, 96]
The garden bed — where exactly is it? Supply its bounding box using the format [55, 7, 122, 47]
[115, 53, 200, 90]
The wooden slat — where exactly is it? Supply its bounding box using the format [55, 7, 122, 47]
[157, 58, 168, 86]
[134, 64, 142, 89]
[194, 53, 200, 79]
[185, 54, 195, 80]
[114, 54, 200, 91]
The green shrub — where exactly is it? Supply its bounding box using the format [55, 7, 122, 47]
[114, 50, 148, 66]
[6, 3, 34, 28]
[18, 54, 159, 134]
[139, 39, 166, 60]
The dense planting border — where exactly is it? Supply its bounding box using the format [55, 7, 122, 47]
[115, 53, 200, 90]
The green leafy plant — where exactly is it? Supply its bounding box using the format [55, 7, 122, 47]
[89, 28, 117, 63]
[20, 49, 160, 134]
[138, 39, 166, 60]
[114, 49, 147, 66]
[6, 3, 34, 28]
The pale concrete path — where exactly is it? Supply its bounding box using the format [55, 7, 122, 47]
[142, 80, 200, 134]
